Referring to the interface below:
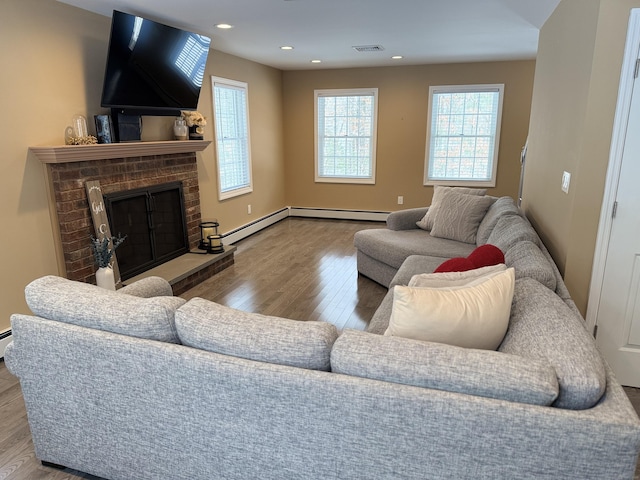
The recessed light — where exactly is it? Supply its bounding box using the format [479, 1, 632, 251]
[280, 45, 294, 50]
[215, 23, 233, 29]
[391, 55, 403, 60]
[311, 59, 321, 63]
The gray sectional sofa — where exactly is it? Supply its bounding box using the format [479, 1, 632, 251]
[5, 193, 640, 479]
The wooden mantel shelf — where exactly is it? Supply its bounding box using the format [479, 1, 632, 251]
[30, 140, 211, 164]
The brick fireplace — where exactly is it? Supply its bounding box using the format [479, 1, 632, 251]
[31, 141, 233, 293]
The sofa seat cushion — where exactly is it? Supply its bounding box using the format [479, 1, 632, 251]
[499, 277, 606, 409]
[175, 298, 338, 371]
[385, 268, 515, 350]
[331, 329, 559, 406]
[24, 275, 185, 343]
[389, 255, 448, 288]
[505, 240, 557, 291]
[354, 228, 475, 270]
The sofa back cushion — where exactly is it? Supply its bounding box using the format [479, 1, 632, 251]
[175, 298, 338, 371]
[505, 240, 557, 291]
[25, 275, 184, 343]
[332, 329, 559, 406]
[476, 196, 520, 245]
[486, 214, 540, 252]
[499, 277, 606, 409]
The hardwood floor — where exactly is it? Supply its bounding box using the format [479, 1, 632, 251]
[181, 217, 388, 329]
[2, 217, 640, 479]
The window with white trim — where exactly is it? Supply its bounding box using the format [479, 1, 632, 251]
[211, 76, 253, 200]
[424, 84, 504, 187]
[315, 88, 378, 184]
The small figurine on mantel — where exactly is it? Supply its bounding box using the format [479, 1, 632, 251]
[181, 110, 206, 140]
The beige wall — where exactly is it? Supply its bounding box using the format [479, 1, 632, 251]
[0, 1, 109, 333]
[522, 0, 640, 315]
[0, 0, 285, 333]
[282, 61, 535, 211]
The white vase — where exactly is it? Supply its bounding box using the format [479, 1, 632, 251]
[96, 266, 116, 291]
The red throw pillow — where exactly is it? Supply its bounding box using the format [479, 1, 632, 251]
[434, 244, 505, 273]
[433, 257, 475, 273]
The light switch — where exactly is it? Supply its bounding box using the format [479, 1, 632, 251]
[561, 171, 571, 194]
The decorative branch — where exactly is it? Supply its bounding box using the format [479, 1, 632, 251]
[90, 234, 126, 268]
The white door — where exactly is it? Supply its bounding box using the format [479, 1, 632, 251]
[589, 10, 640, 387]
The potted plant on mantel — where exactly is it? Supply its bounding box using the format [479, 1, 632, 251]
[90, 234, 126, 290]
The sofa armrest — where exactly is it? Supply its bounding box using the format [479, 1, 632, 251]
[386, 207, 429, 231]
[119, 276, 174, 298]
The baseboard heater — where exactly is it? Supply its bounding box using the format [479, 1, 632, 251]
[0, 330, 12, 359]
[223, 208, 290, 245]
[222, 207, 389, 245]
[289, 207, 389, 222]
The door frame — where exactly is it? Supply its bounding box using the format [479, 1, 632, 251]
[586, 9, 640, 333]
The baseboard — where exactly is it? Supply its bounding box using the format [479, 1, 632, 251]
[222, 206, 388, 246]
[223, 208, 290, 245]
[0, 330, 12, 359]
[289, 207, 389, 222]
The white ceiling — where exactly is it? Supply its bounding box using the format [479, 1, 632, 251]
[58, 0, 560, 70]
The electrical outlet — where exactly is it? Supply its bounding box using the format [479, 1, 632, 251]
[397, 196, 404, 205]
[247, 204, 252, 214]
[561, 171, 571, 194]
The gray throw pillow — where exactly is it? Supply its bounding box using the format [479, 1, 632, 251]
[429, 190, 494, 244]
[331, 329, 559, 406]
[416, 186, 486, 231]
[175, 298, 338, 371]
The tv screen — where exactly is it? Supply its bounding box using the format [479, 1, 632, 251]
[101, 10, 211, 114]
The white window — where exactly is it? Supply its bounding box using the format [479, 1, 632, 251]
[424, 84, 504, 187]
[315, 88, 378, 184]
[211, 76, 253, 200]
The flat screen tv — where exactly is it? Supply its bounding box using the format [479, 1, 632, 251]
[101, 10, 211, 116]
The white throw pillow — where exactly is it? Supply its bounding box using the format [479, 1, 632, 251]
[385, 268, 515, 350]
[416, 186, 486, 231]
[409, 264, 506, 288]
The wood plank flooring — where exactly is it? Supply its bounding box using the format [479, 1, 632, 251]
[181, 217, 388, 329]
[2, 217, 640, 479]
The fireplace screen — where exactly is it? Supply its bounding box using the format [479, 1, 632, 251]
[104, 181, 189, 280]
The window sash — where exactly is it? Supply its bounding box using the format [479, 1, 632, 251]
[425, 84, 504, 187]
[212, 77, 253, 200]
[315, 88, 378, 184]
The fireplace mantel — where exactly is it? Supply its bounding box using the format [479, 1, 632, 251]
[30, 140, 211, 164]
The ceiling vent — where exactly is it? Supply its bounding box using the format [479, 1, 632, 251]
[353, 45, 385, 52]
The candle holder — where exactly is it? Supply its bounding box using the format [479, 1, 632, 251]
[199, 220, 224, 254]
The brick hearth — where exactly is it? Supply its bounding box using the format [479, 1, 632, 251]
[44, 149, 232, 287]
